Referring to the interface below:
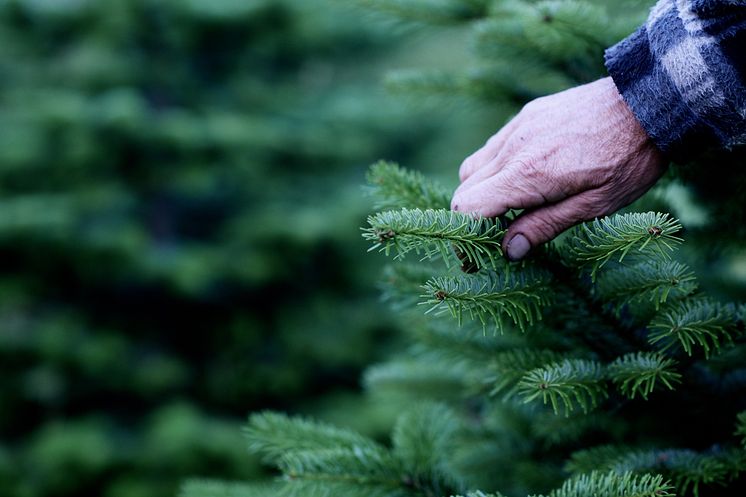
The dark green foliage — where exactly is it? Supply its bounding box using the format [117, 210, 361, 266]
[241, 405, 464, 497]
[363, 208, 505, 269]
[211, 159, 745, 497]
[648, 300, 742, 358]
[517, 359, 608, 415]
[180, 1, 746, 497]
[421, 269, 553, 332]
[595, 261, 698, 311]
[356, 0, 491, 25]
[366, 161, 452, 211]
[534, 471, 675, 497]
[737, 412, 746, 448]
[563, 212, 684, 279]
[566, 446, 736, 496]
[181, 480, 278, 497]
[244, 412, 385, 464]
[606, 352, 681, 400]
[0, 1, 446, 496]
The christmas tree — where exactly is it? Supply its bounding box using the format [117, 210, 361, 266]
[183, 0, 746, 496]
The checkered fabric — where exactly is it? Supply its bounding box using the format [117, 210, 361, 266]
[605, 0, 746, 161]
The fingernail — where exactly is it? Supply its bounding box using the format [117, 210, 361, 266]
[506, 234, 531, 261]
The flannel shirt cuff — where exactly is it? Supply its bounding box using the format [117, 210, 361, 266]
[604, 25, 721, 162]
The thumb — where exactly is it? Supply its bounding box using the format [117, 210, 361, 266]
[502, 191, 604, 261]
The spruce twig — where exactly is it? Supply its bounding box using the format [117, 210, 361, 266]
[517, 358, 608, 415]
[421, 268, 552, 332]
[648, 299, 740, 358]
[606, 352, 682, 400]
[564, 212, 684, 280]
[363, 208, 505, 270]
[366, 161, 451, 211]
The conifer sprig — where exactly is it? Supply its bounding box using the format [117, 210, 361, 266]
[606, 352, 682, 400]
[595, 261, 698, 311]
[391, 403, 462, 493]
[357, 0, 490, 25]
[277, 448, 403, 496]
[486, 348, 567, 396]
[647, 300, 739, 358]
[243, 407, 464, 497]
[453, 492, 506, 497]
[363, 208, 505, 269]
[244, 412, 384, 463]
[366, 161, 451, 211]
[364, 359, 474, 399]
[380, 263, 439, 309]
[564, 212, 683, 278]
[517, 359, 608, 415]
[421, 269, 553, 332]
[566, 446, 731, 497]
[533, 470, 675, 497]
[735, 411, 746, 448]
[180, 480, 277, 497]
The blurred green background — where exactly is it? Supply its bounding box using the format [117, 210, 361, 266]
[0, 1, 503, 496]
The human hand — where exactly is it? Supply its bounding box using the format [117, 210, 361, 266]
[451, 77, 667, 261]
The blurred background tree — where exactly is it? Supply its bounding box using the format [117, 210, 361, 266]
[0, 1, 490, 496]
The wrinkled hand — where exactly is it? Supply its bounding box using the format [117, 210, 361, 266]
[451, 77, 667, 261]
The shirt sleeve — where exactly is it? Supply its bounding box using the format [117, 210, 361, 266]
[604, 0, 746, 161]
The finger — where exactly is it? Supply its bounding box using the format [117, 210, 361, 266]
[502, 190, 606, 261]
[452, 161, 574, 218]
[453, 154, 505, 201]
[459, 117, 519, 182]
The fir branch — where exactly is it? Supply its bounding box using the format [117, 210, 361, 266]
[180, 479, 276, 497]
[366, 161, 451, 211]
[392, 403, 459, 467]
[362, 208, 505, 270]
[411, 319, 528, 364]
[595, 261, 698, 311]
[486, 348, 567, 396]
[736, 411, 746, 448]
[278, 448, 403, 491]
[244, 412, 384, 464]
[540, 255, 641, 359]
[566, 445, 635, 474]
[357, 0, 490, 25]
[647, 299, 740, 358]
[533, 470, 675, 497]
[452, 492, 506, 497]
[384, 69, 463, 97]
[421, 268, 553, 333]
[517, 359, 608, 415]
[380, 263, 439, 309]
[564, 212, 683, 279]
[530, 409, 619, 447]
[607, 352, 682, 400]
[275, 479, 401, 497]
[364, 359, 474, 400]
[384, 67, 527, 103]
[566, 446, 730, 497]
[391, 403, 463, 495]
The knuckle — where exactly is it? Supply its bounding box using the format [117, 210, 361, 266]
[459, 156, 479, 181]
[532, 214, 558, 238]
[509, 157, 547, 184]
[521, 97, 543, 114]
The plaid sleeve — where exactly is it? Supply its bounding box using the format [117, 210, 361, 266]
[604, 0, 746, 161]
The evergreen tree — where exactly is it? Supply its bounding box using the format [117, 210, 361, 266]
[183, 0, 746, 497]
[0, 1, 441, 496]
